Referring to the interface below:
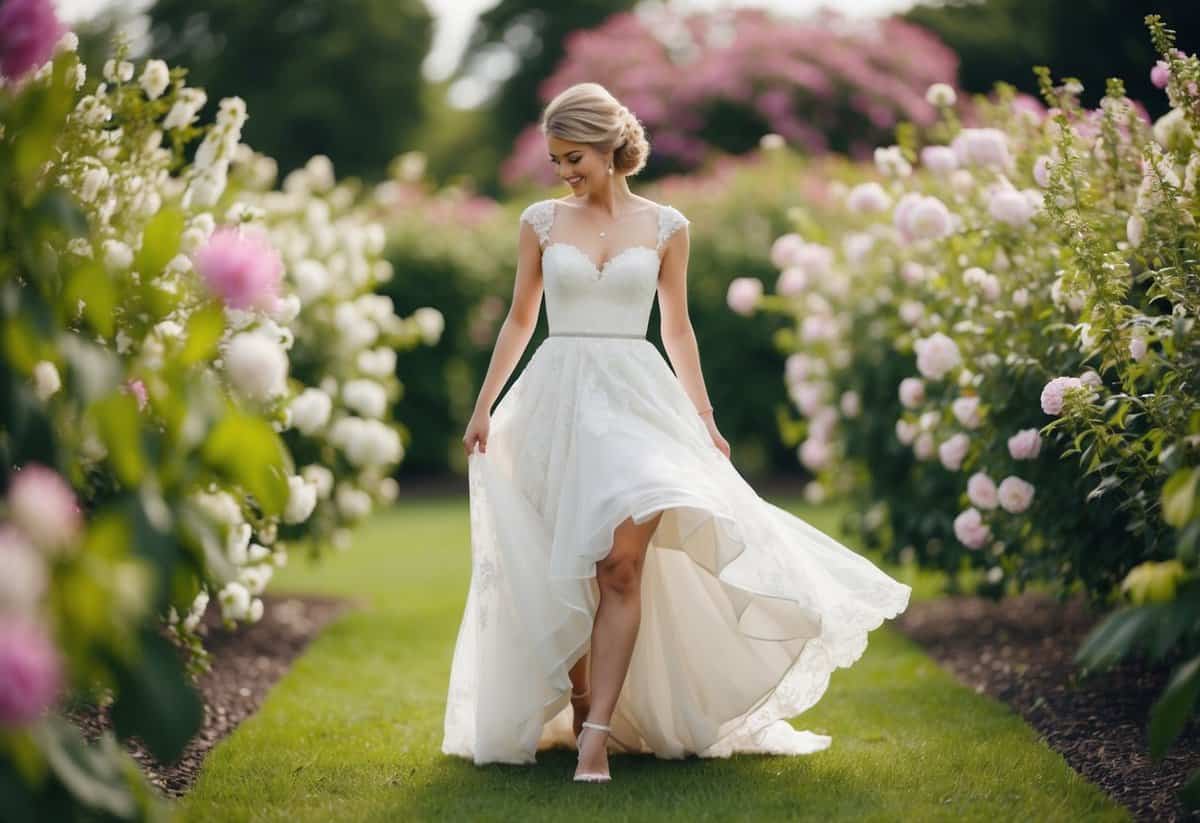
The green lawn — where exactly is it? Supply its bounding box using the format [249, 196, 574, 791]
[176, 494, 1129, 823]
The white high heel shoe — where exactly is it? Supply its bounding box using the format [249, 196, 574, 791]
[574, 721, 612, 783]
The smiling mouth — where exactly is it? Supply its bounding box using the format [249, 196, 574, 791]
[567, 177, 584, 185]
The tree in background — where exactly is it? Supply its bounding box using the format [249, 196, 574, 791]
[500, 8, 959, 189]
[145, 0, 432, 181]
[439, 0, 637, 195]
[905, 0, 1199, 117]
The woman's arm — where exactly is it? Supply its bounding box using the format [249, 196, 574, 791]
[471, 220, 544, 416]
[657, 222, 716, 420]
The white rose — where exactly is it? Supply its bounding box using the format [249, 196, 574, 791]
[342, 379, 388, 419]
[32, 361, 61, 401]
[284, 475, 318, 524]
[139, 59, 170, 100]
[290, 388, 332, 435]
[302, 464, 334, 499]
[951, 396, 982, 429]
[997, 476, 1035, 513]
[224, 331, 290, 403]
[102, 239, 133, 273]
[914, 332, 961, 380]
[925, 82, 957, 107]
[412, 307, 444, 345]
[899, 377, 926, 409]
[218, 581, 252, 621]
[335, 484, 372, 520]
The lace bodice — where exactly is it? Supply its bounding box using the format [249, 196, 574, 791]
[520, 199, 690, 337]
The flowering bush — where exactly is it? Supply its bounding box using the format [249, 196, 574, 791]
[502, 7, 959, 186]
[734, 14, 1200, 805]
[0, 10, 439, 817]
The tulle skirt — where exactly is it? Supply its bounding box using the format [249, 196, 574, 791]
[442, 334, 912, 765]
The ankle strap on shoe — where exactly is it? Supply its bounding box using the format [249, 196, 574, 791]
[581, 721, 611, 732]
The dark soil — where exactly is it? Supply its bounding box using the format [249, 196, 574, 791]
[894, 591, 1200, 822]
[66, 592, 356, 798]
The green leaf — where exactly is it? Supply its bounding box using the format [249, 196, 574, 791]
[1074, 606, 1158, 671]
[31, 714, 141, 818]
[89, 392, 145, 486]
[109, 629, 203, 762]
[134, 207, 185, 284]
[1181, 767, 1200, 809]
[201, 412, 290, 516]
[1150, 655, 1200, 759]
[64, 260, 117, 339]
[179, 300, 225, 366]
[1163, 467, 1200, 528]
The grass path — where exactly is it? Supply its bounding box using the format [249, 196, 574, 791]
[176, 494, 1129, 822]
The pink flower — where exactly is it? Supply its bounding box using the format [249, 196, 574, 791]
[846, 182, 891, 214]
[913, 431, 935, 460]
[1130, 334, 1148, 362]
[0, 620, 62, 727]
[953, 507, 991, 549]
[966, 472, 998, 510]
[0, 0, 64, 81]
[895, 418, 918, 445]
[769, 233, 807, 269]
[726, 277, 762, 316]
[895, 194, 954, 242]
[799, 436, 832, 471]
[952, 396, 982, 429]
[938, 432, 970, 471]
[898, 377, 925, 409]
[123, 378, 148, 411]
[1151, 60, 1170, 90]
[775, 267, 808, 296]
[989, 188, 1036, 228]
[7, 463, 81, 554]
[1033, 155, 1052, 188]
[950, 128, 1012, 170]
[1040, 376, 1083, 416]
[194, 226, 284, 312]
[997, 476, 1035, 513]
[1007, 428, 1042, 460]
[914, 332, 961, 380]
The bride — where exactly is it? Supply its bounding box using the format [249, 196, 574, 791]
[445, 82, 911, 783]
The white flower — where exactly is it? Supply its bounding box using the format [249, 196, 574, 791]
[950, 128, 1012, 170]
[895, 418, 918, 445]
[962, 267, 1001, 301]
[920, 145, 958, 175]
[952, 396, 982, 429]
[1007, 429, 1042, 460]
[938, 433, 970, 471]
[193, 489, 242, 527]
[302, 464, 334, 499]
[163, 88, 207, 130]
[139, 60, 170, 100]
[989, 188, 1037, 228]
[80, 166, 108, 202]
[0, 526, 47, 615]
[224, 331, 290, 402]
[292, 259, 331, 301]
[102, 239, 133, 273]
[997, 476, 1035, 513]
[770, 234, 806, 269]
[1033, 155, 1052, 187]
[874, 145, 912, 177]
[900, 261, 927, 285]
[966, 472, 998, 510]
[218, 581, 252, 621]
[898, 377, 926, 409]
[342, 379, 388, 419]
[328, 417, 403, 467]
[726, 277, 763, 316]
[803, 481, 826, 503]
[895, 194, 954, 242]
[846, 182, 891, 214]
[357, 347, 397, 378]
[284, 475, 318, 524]
[913, 432, 935, 460]
[1051, 276, 1087, 312]
[32, 361, 61, 402]
[182, 589, 209, 633]
[926, 83, 957, 107]
[914, 332, 961, 380]
[1079, 369, 1102, 388]
[239, 563, 274, 596]
[290, 388, 332, 435]
[335, 484, 372, 520]
[1126, 213, 1146, 248]
[413, 306, 444, 345]
[1040, 376, 1083, 416]
[226, 522, 251, 565]
[898, 300, 924, 326]
[1130, 333, 1148, 362]
[953, 507, 991, 549]
[1012, 288, 1029, 308]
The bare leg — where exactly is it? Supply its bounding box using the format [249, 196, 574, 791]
[575, 510, 663, 779]
[568, 652, 590, 739]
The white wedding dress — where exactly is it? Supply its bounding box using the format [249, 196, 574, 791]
[442, 198, 911, 765]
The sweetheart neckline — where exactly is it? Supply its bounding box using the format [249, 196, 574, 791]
[542, 241, 660, 276]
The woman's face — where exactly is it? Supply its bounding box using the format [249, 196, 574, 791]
[547, 136, 607, 193]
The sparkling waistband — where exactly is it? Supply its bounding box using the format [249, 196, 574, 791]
[547, 331, 645, 339]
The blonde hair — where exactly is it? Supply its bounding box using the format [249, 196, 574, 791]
[540, 82, 650, 177]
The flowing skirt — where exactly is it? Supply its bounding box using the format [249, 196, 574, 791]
[442, 335, 911, 765]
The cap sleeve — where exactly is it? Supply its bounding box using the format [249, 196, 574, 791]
[657, 204, 690, 251]
[519, 199, 556, 248]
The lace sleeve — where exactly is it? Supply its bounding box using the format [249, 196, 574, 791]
[519, 200, 556, 247]
[657, 204, 690, 251]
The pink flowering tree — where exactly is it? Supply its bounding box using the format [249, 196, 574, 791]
[501, 7, 959, 188]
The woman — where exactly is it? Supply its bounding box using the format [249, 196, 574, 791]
[443, 82, 911, 783]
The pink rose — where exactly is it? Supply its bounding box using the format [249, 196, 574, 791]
[7, 463, 81, 554]
[951, 128, 1012, 170]
[914, 332, 961, 380]
[775, 266, 808, 296]
[1040, 376, 1083, 416]
[769, 233, 806, 269]
[1007, 428, 1042, 460]
[967, 472, 998, 510]
[1033, 155, 1052, 188]
[194, 226, 284, 312]
[997, 476, 1035, 513]
[895, 418, 918, 445]
[920, 145, 958, 175]
[898, 377, 925, 409]
[0, 0, 64, 81]
[799, 437, 832, 471]
[726, 277, 762, 316]
[938, 432, 970, 471]
[953, 507, 991, 549]
[846, 182, 891, 214]
[123, 377, 148, 411]
[913, 431, 935, 460]
[989, 188, 1037, 228]
[952, 396, 982, 429]
[0, 620, 62, 727]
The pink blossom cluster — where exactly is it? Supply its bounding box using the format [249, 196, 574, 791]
[502, 8, 959, 186]
[194, 226, 284, 312]
[0, 0, 63, 80]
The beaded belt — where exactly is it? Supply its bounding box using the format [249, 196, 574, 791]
[548, 331, 644, 339]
